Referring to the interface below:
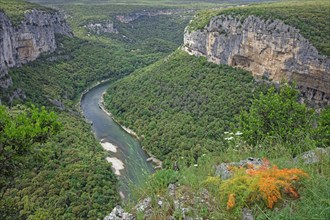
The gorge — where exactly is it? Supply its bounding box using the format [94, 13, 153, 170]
[1, 0, 329, 219]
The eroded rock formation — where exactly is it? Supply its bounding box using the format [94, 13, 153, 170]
[183, 15, 330, 106]
[85, 20, 118, 34]
[116, 9, 194, 23]
[0, 9, 72, 93]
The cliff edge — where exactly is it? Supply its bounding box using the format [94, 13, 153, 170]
[183, 15, 330, 106]
[0, 9, 72, 92]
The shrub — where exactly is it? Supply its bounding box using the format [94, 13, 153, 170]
[315, 107, 330, 147]
[0, 105, 61, 176]
[145, 169, 178, 195]
[217, 159, 309, 210]
[237, 84, 315, 155]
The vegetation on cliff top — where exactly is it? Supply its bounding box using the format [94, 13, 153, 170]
[188, 0, 330, 56]
[0, 0, 54, 26]
[58, 3, 193, 55]
[132, 148, 329, 219]
[28, 0, 263, 8]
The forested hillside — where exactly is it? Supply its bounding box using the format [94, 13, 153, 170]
[1, 110, 120, 219]
[105, 50, 267, 163]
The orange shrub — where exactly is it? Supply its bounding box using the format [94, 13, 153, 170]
[220, 159, 309, 210]
[227, 194, 236, 209]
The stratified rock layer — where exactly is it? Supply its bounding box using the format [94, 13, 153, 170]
[0, 9, 72, 90]
[183, 15, 330, 106]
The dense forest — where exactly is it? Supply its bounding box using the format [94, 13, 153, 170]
[1, 110, 120, 219]
[105, 50, 267, 163]
[104, 49, 329, 163]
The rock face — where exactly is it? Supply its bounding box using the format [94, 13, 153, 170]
[116, 9, 194, 23]
[294, 147, 330, 164]
[215, 157, 265, 180]
[0, 9, 72, 92]
[85, 20, 118, 34]
[104, 206, 135, 220]
[183, 15, 330, 106]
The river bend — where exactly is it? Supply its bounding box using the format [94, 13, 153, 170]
[81, 81, 154, 198]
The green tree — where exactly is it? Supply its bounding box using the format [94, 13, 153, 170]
[315, 107, 330, 147]
[237, 85, 315, 155]
[0, 105, 61, 176]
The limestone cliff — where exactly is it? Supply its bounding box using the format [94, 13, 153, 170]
[183, 15, 330, 106]
[85, 20, 118, 35]
[0, 9, 72, 92]
[116, 9, 195, 23]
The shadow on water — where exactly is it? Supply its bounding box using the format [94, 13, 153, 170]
[81, 81, 154, 199]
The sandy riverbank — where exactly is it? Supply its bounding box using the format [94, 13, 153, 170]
[106, 157, 124, 175]
[98, 92, 163, 169]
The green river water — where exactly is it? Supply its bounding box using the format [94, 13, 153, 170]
[81, 81, 154, 199]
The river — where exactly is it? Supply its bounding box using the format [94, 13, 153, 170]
[80, 81, 154, 199]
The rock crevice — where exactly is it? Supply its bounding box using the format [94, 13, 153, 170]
[183, 15, 330, 106]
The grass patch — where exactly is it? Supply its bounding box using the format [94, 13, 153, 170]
[0, 0, 54, 26]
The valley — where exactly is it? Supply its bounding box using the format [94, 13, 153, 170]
[0, 0, 329, 219]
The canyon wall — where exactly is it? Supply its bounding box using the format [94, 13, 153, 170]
[183, 15, 330, 106]
[0, 9, 72, 91]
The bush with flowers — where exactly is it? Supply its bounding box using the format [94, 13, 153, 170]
[205, 159, 309, 211]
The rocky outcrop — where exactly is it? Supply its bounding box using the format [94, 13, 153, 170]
[0, 9, 72, 94]
[215, 157, 265, 180]
[183, 15, 330, 106]
[294, 147, 330, 164]
[116, 9, 194, 23]
[104, 206, 135, 220]
[85, 20, 118, 34]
